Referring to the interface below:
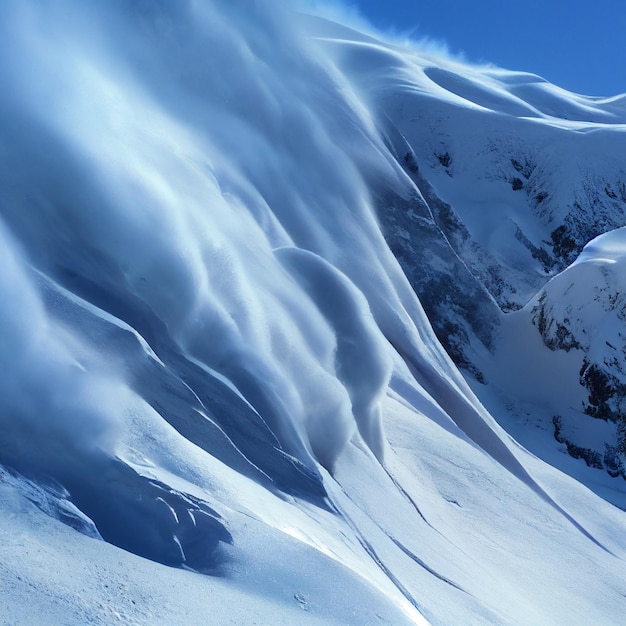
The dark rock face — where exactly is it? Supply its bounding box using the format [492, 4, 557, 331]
[529, 267, 626, 479]
[374, 185, 495, 382]
[552, 416, 604, 471]
[375, 125, 503, 381]
[580, 359, 626, 422]
[532, 293, 581, 352]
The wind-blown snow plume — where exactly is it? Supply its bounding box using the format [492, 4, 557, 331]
[2, 2, 626, 624]
[0, 0, 598, 522]
[0, 223, 120, 473]
[0, 0, 458, 477]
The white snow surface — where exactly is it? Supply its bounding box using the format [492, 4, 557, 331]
[0, 2, 625, 624]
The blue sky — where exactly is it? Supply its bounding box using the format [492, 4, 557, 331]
[332, 1, 626, 96]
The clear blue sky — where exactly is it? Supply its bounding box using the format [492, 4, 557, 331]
[346, 1, 626, 96]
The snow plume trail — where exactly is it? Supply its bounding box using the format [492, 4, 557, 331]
[0, 0, 606, 574]
[0, 222, 121, 477]
[276, 247, 392, 465]
[0, 0, 402, 476]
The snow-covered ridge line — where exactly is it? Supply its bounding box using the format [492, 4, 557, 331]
[305, 15, 626, 125]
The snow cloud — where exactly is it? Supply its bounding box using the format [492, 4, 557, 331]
[0, 222, 122, 476]
[0, 0, 413, 476]
[294, 0, 472, 64]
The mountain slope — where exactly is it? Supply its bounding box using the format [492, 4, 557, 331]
[0, 2, 625, 624]
[310, 16, 626, 499]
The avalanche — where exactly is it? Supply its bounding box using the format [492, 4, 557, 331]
[0, 1, 625, 625]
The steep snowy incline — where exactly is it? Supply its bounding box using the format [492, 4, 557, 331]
[0, 2, 625, 624]
[309, 16, 626, 498]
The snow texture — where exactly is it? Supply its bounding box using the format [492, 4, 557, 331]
[0, 2, 625, 625]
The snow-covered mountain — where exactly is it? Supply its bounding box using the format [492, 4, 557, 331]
[1, 2, 625, 624]
[307, 15, 626, 495]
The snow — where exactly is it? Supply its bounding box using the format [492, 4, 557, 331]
[0, 466, 417, 626]
[576, 226, 626, 266]
[0, 1, 625, 624]
[472, 229, 626, 509]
